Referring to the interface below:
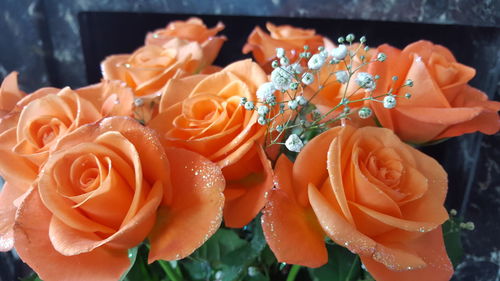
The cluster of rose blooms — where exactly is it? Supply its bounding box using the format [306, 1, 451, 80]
[0, 18, 499, 281]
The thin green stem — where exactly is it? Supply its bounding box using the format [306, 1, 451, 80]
[158, 260, 183, 281]
[286, 264, 301, 281]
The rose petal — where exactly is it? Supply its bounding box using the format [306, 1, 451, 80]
[362, 227, 453, 281]
[148, 147, 224, 262]
[222, 144, 273, 227]
[14, 188, 130, 281]
[0, 182, 29, 251]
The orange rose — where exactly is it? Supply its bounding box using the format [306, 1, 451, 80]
[243, 23, 326, 71]
[149, 59, 273, 227]
[13, 117, 225, 281]
[368, 40, 500, 143]
[101, 40, 206, 97]
[145, 17, 226, 68]
[0, 79, 133, 251]
[263, 125, 453, 280]
[0, 72, 26, 118]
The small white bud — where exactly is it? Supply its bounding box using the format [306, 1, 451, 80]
[346, 33, 355, 42]
[301, 72, 314, 85]
[271, 60, 279, 68]
[134, 98, 144, 107]
[295, 95, 307, 106]
[240, 97, 247, 105]
[360, 36, 366, 43]
[285, 134, 304, 152]
[355, 72, 376, 91]
[383, 95, 397, 109]
[271, 67, 294, 91]
[405, 93, 412, 99]
[258, 116, 267, 125]
[290, 63, 303, 74]
[288, 100, 299, 110]
[257, 105, 269, 115]
[377, 52, 387, 62]
[280, 56, 290, 66]
[276, 48, 285, 58]
[331, 44, 348, 60]
[358, 107, 372, 119]
[256, 82, 276, 102]
[307, 53, 326, 70]
[335, 70, 349, 84]
[405, 79, 414, 87]
[244, 101, 255, 110]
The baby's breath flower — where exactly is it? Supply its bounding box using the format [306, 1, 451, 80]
[285, 134, 304, 152]
[346, 33, 355, 43]
[405, 93, 412, 99]
[383, 95, 397, 109]
[405, 79, 414, 87]
[377, 52, 387, 62]
[257, 105, 269, 115]
[240, 97, 247, 105]
[295, 95, 307, 106]
[271, 60, 279, 68]
[288, 100, 299, 110]
[276, 47, 285, 58]
[134, 98, 144, 107]
[256, 82, 276, 102]
[301, 72, 314, 85]
[337, 37, 345, 43]
[258, 116, 267, 125]
[290, 63, 303, 74]
[276, 125, 283, 132]
[290, 82, 299, 90]
[355, 72, 376, 91]
[244, 101, 255, 110]
[331, 44, 348, 60]
[364, 46, 370, 52]
[360, 36, 366, 43]
[335, 70, 349, 84]
[308, 53, 326, 70]
[271, 67, 294, 91]
[358, 107, 372, 119]
[280, 56, 290, 66]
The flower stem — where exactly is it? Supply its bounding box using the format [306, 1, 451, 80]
[286, 264, 301, 281]
[158, 260, 183, 281]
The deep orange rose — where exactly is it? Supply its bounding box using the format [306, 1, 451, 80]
[368, 40, 500, 143]
[13, 117, 225, 281]
[145, 17, 226, 68]
[263, 125, 453, 280]
[149, 59, 273, 227]
[243, 23, 326, 71]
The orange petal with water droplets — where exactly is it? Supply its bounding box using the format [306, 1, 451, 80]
[148, 147, 224, 262]
[14, 188, 130, 281]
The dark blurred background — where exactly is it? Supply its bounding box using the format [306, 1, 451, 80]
[0, 1, 499, 280]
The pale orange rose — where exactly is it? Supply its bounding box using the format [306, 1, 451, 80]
[145, 17, 226, 68]
[13, 117, 225, 281]
[263, 125, 453, 281]
[0, 72, 26, 118]
[101, 39, 205, 97]
[149, 59, 273, 228]
[368, 40, 500, 143]
[0, 78, 133, 251]
[243, 22, 326, 71]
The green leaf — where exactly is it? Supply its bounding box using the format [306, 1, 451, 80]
[308, 244, 362, 281]
[121, 245, 157, 281]
[442, 218, 464, 267]
[219, 219, 267, 281]
[20, 274, 43, 281]
[119, 246, 139, 281]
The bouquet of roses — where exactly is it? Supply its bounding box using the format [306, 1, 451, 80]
[1, 17, 499, 281]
